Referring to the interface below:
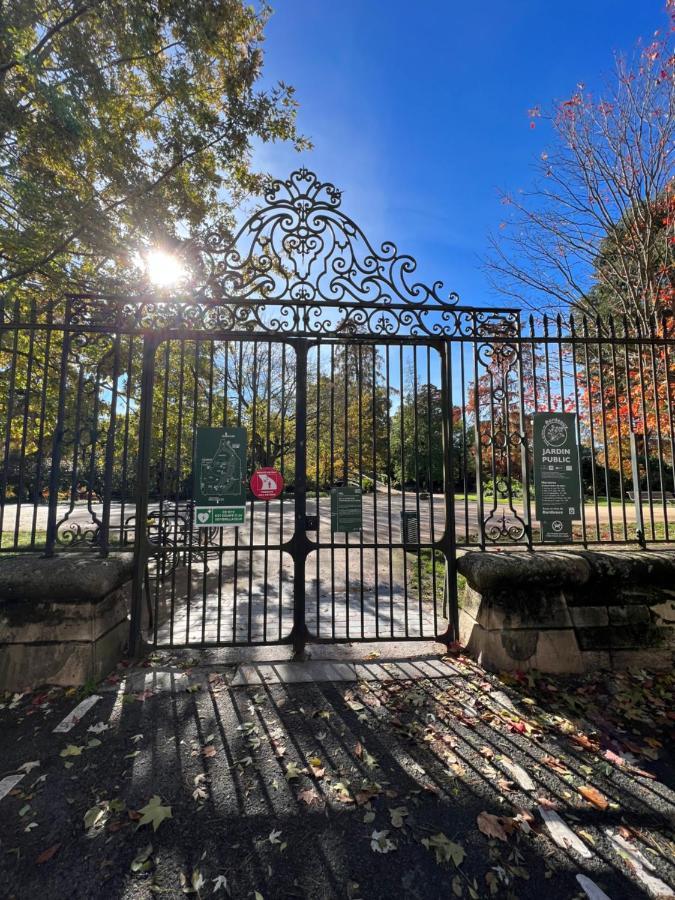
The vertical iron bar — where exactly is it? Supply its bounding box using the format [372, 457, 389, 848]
[440, 340, 458, 642]
[31, 309, 54, 548]
[45, 302, 73, 557]
[596, 318, 614, 540]
[608, 319, 629, 539]
[515, 313, 532, 547]
[13, 300, 37, 549]
[291, 339, 309, 656]
[100, 331, 121, 555]
[371, 344, 380, 637]
[399, 343, 409, 636]
[129, 334, 157, 657]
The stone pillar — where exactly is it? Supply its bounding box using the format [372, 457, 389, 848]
[0, 553, 134, 691]
[457, 549, 675, 673]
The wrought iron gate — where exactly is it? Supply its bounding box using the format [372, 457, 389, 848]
[130, 330, 460, 654]
[125, 168, 494, 654]
[4, 170, 668, 655]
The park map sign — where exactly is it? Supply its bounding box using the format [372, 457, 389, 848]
[193, 427, 247, 526]
[533, 412, 582, 542]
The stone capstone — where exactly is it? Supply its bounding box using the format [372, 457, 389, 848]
[458, 549, 675, 674]
[0, 551, 134, 605]
[0, 552, 134, 690]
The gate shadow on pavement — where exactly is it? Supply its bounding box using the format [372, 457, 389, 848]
[1, 656, 674, 900]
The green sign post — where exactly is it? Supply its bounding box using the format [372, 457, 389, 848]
[331, 486, 362, 533]
[533, 412, 581, 542]
[193, 426, 247, 526]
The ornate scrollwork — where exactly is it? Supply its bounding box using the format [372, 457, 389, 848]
[64, 169, 522, 337]
[475, 314, 530, 545]
[203, 168, 460, 309]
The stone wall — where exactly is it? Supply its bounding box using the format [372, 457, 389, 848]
[0, 553, 134, 691]
[457, 549, 675, 673]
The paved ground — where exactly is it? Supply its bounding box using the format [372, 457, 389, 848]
[1, 645, 673, 900]
[148, 547, 446, 645]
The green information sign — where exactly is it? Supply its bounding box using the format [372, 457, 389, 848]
[331, 486, 362, 533]
[533, 412, 581, 542]
[540, 516, 573, 542]
[193, 426, 247, 527]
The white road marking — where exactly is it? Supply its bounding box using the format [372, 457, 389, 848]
[0, 773, 25, 801]
[606, 829, 674, 898]
[53, 695, 102, 733]
[500, 757, 535, 791]
[538, 806, 593, 858]
[576, 874, 612, 900]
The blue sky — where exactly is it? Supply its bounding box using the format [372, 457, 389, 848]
[253, 0, 668, 311]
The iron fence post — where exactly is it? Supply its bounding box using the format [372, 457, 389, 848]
[515, 312, 533, 548]
[45, 300, 72, 557]
[438, 339, 458, 644]
[629, 430, 646, 549]
[290, 338, 310, 657]
[129, 333, 158, 658]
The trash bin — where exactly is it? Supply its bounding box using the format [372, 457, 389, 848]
[400, 510, 419, 545]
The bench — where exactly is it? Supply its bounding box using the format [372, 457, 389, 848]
[627, 491, 675, 504]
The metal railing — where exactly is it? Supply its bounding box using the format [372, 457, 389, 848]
[1, 299, 673, 556]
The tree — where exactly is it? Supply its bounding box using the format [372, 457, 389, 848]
[390, 385, 471, 491]
[587, 192, 675, 319]
[486, 20, 674, 329]
[0, 1, 308, 298]
[306, 341, 390, 490]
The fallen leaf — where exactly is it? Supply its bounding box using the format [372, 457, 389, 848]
[422, 833, 465, 866]
[36, 844, 60, 864]
[137, 795, 172, 832]
[59, 745, 83, 758]
[83, 803, 108, 830]
[541, 755, 569, 775]
[87, 722, 109, 734]
[201, 745, 217, 759]
[130, 843, 153, 873]
[285, 762, 303, 781]
[477, 811, 511, 842]
[370, 829, 396, 854]
[578, 786, 609, 811]
[297, 788, 321, 807]
[570, 733, 599, 752]
[389, 806, 409, 828]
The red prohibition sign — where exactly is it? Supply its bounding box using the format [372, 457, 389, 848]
[250, 467, 284, 500]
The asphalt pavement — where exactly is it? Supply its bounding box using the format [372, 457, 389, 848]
[1, 646, 674, 900]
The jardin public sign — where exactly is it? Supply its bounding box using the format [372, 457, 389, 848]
[533, 412, 581, 542]
[193, 426, 247, 526]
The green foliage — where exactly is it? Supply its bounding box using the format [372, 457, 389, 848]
[483, 477, 523, 499]
[390, 385, 474, 489]
[0, 1, 308, 297]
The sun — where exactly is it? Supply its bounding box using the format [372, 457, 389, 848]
[143, 248, 188, 288]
